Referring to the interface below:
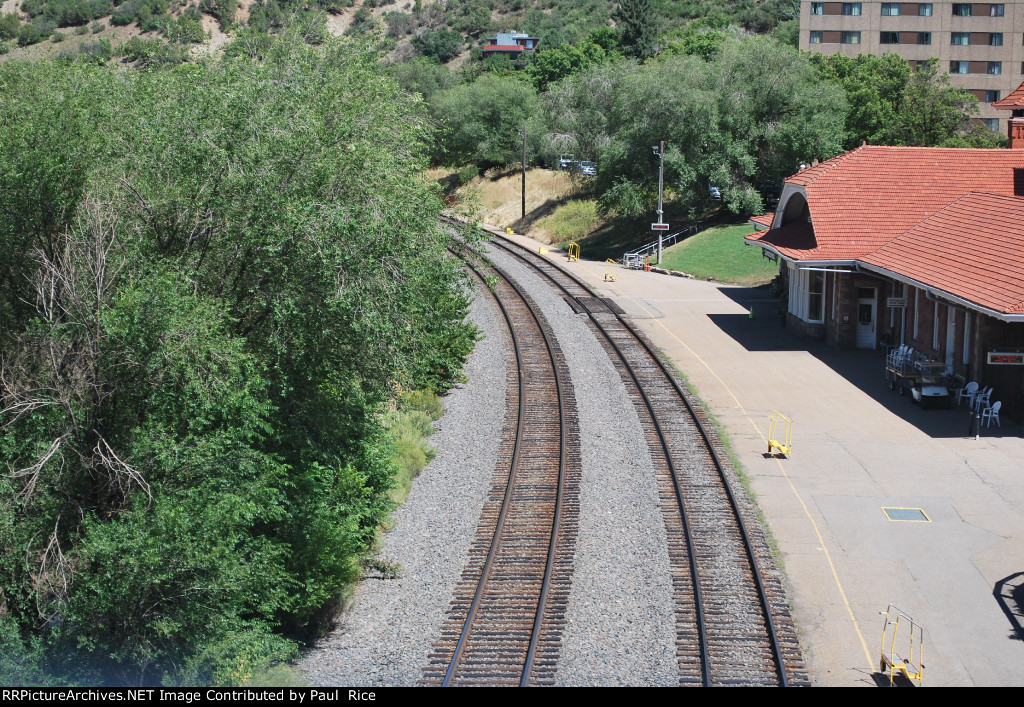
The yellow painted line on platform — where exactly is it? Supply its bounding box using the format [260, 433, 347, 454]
[576, 265, 875, 674]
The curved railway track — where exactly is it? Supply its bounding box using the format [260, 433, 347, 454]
[420, 247, 582, 687]
[480, 229, 809, 687]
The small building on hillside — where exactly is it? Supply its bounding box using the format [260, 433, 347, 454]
[481, 32, 541, 60]
[745, 142, 1024, 419]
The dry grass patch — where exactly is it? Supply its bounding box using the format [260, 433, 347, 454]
[456, 167, 578, 233]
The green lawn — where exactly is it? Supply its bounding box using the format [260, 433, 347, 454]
[658, 223, 779, 287]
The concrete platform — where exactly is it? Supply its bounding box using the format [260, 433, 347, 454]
[501, 233, 1024, 687]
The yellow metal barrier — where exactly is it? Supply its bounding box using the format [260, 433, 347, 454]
[604, 258, 618, 282]
[767, 410, 792, 457]
[506, 227, 514, 234]
[539, 246, 547, 254]
[880, 604, 924, 686]
[567, 241, 580, 262]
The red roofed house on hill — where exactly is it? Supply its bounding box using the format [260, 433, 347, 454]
[745, 142, 1024, 418]
[481, 32, 541, 61]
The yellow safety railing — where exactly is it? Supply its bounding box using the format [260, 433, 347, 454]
[767, 410, 792, 458]
[880, 604, 924, 687]
[604, 258, 618, 282]
[567, 241, 580, 262]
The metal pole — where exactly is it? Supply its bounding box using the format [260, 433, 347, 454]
[521, 127, 527, 220]
[657, 140, 665, 264]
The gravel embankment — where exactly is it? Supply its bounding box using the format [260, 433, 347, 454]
[486, 247, 679, 686]
[297, 287, 508, 687]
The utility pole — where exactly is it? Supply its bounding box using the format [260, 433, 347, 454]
[521, 127, 527, 220]
[653, 140, 665, 264]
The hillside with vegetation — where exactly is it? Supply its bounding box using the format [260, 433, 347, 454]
[0, 0, 1009, 687]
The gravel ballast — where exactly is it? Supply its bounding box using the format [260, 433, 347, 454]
[299, 245, 681, 686]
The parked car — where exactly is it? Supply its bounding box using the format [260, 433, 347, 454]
[579, 160, 597, 176]
[708, 185, 722, 200]
[558, 153, 576, 170]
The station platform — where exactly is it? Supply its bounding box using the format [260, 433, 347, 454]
[498, 231, 1024, 687]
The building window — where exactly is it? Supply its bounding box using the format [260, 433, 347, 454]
[881, 31, 900, 44]
[809, 30, 823, 43]
[841, 31, 861, 44]
[985, 90, 1001, 102]
[918, 2, 932, 15]
[991, 3, 1005, 16]
[881, 2, 900, 15]
[989, 61, 1002, 75]
[990, 33, 1003, 46]
[842, 2, 862, 15]
[984, 118, 1000, 130]
[811, 2, 824, 13]
[950, 60, 969, 74]
[790, 268, 825, 324]
[952, 3, 972, 16]
[952, 32, 969, 45]
[918, 32, 932, 45]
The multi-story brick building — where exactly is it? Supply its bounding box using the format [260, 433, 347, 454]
[799, 2, 1024, 131]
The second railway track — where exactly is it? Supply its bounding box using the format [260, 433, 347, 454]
[478, 229, 809, 687]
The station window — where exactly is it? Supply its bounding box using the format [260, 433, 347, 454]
[790, 268, 825, 324]
[986, 90, 1001, 102]
[881, 2, 900, 15]
[809, 30, 823, 43]
[991, 3, 1004, 16]
[918, 2, 932, 15]
[989, 61, 1002, 75]
[881, 31, 900, 44]
[950, 60, 969, 74]
[952, 32, 969, 45]
[841, 31, 861, 44]
[990, 33, 1003, 46]
[984, 118, 1000, 130]
[811, 2, 824, 14]
[952, 3, 972, 16]
[918, 32, 932, 45]
[842, 2, 862, 15]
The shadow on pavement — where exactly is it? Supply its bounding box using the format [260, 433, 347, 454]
[994, 572, 1024, 642]
[708, 289, 1019, 440]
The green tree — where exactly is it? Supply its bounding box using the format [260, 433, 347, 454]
[412, 28, 465, 63]
[0, 33, 477, 685]
[811, 54, 1005, 148]
[431, 73, 542, 166]
[613, 0, 656, 60]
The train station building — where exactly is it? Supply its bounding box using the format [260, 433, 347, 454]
[745, 143, 1024, 419]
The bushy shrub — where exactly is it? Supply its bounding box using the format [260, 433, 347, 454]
[412, 28, 464, 63]
[16, 23, 41, 46]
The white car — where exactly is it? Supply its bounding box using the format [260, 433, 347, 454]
[579, 160, 597, 176]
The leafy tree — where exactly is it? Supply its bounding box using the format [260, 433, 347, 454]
[0, 33, 477, 685]
[546, 36, 846, 217]
[412, 28, 464, 63]
[812, 54, 1004, 149]
[431, 73, 542, 166]
[613, 0, 656, 60]
[390, 56, 456, 100]
[527, 36, 613, 91]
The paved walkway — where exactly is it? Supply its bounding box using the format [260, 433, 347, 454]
[502, 233, 1024, 687]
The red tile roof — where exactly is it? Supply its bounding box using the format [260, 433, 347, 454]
[860, 192, 1024, 316]
[992, 82, 1024, 109]
[748, 213, 774, 229]
[748, 145, 1024, 262]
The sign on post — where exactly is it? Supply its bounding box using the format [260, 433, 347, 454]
[651, 223, 669, 231]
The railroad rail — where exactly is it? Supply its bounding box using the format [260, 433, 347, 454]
[420, 246, 581, 686]
[481, 230, 808, 687]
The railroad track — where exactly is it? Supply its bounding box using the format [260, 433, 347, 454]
[420, 246, 582, 686]
[482, 230, 809, 687]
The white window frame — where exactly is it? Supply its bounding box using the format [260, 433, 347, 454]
[789, 267, 825, 324]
